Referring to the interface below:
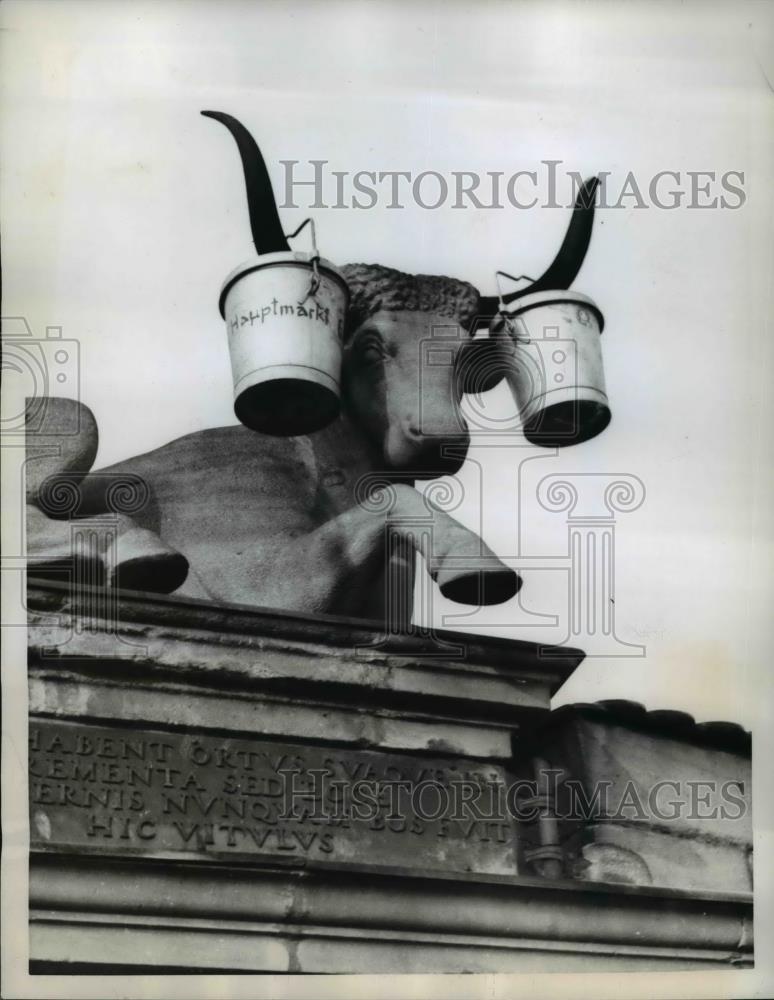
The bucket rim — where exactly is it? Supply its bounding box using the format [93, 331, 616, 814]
[219, 252, 350, 318]
[501, 290, 604, 333]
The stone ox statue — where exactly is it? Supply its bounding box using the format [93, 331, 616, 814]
[26, 114, 598, 627]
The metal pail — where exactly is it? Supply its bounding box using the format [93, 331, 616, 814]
[499, 290, 611, 446]
[219, 251, 349, 436]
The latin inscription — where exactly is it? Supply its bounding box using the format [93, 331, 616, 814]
[29, 721, 518, 875]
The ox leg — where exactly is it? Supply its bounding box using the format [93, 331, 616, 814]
[246, 484, 520, 620]
[26, 505, 188, 593]
[25, 397, 188, 593]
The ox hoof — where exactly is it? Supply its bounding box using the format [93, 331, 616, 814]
[436, 567, 521, 606]
[110, 550, 189, 594]
[106, 528, 189, 594]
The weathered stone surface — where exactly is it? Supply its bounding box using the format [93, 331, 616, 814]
[27, 581, 582, 759]
[568, 823, 752, 894]
[566, 718, 752, 844]
[29, 915, 742, 975]
[515, 703, 753, 895]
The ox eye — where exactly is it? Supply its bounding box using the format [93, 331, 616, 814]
[355, 335, 386, 366]
[361, 345, 383, 364]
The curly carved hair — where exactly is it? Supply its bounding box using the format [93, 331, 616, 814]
[341, 263, 480, 338]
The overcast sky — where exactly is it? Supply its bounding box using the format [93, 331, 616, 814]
[2, 0, 772, 728]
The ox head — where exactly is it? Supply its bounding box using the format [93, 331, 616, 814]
[202, 111, 599, 476]
[339, 265, 481, 479]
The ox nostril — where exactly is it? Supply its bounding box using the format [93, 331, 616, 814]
[405, 420, 422, 440]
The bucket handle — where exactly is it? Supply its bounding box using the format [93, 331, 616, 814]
[286, 218, 321, 304]
[494, 271, 533, 343]
[477, 176, 601, 323]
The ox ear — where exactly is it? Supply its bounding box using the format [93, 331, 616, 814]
[201, 110, 289, 255]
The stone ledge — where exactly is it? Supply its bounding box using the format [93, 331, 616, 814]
[29, 852, 753, 972]
[28, 580, 585, 758]
[29, 913, 749, 974]
[29, 671, 518, 759]
[27, 578, 583, 682]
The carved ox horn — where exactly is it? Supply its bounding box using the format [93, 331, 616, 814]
[458, 176, 601, 396]
[201, 110, 290, 255]
[477, 176, 601, 318]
